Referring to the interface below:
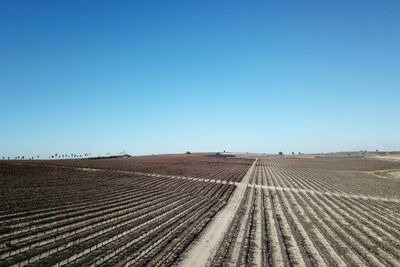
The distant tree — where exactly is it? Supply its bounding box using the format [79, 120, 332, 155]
[37, 155, 40, 159]
[51, 155, 54, 159]
[292, 152, 295, 156]
[2, 156, 4, 160]
[8, 157, 10, 160]
[186, 151, 191, 154]
[278, 152, 283, 156]
[298, 152, 301, 155]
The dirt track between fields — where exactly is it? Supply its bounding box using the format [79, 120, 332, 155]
[177, 159, 257, 267]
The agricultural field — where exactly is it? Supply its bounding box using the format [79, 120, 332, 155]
[26, 154, 252, 183]
[206, 158, 400, 267]
[1, 154, 400, 266]
[0, 155, 252, 266]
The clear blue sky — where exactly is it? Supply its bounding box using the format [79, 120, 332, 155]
[1, 0, 399, 158]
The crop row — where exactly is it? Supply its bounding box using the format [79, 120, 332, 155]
[212, 159, 400, 266]
[0, 161, 244, 266]
[23, 155, 254, 183]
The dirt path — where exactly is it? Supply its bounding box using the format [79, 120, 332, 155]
[177, 159, 257, 267]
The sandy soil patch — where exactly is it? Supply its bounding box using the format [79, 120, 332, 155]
[372, 155, 400, 161]
[374, 169, 400, 179]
